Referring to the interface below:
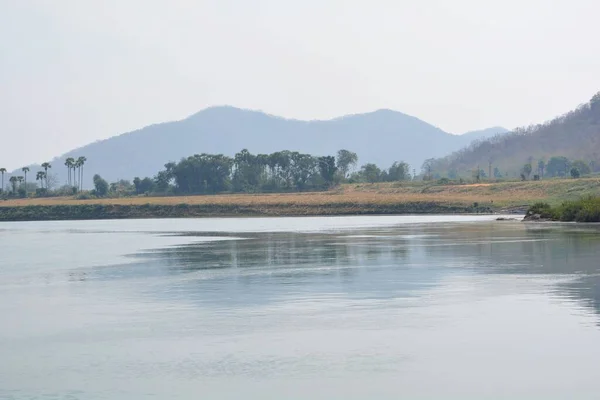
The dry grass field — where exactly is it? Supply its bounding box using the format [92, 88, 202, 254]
[2, 178, 599, 210]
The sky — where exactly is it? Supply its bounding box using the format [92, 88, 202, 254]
[1, 0, 599, 170]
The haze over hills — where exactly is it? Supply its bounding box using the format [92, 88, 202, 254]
[430, 92, 600, 178]
[9, 107, 507, 188]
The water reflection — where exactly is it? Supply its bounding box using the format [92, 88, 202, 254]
[81, 222, 600, 320]
[5, 218, 600, 398]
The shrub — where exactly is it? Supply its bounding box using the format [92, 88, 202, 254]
[76, 192, 96, 200]
[570, 168, 581, 179]
[527, 202, 554, 219]
[528, 197, 600, 222]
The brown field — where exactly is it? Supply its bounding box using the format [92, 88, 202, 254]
[3, 178, 599, 209]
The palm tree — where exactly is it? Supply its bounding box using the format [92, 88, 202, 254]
[65, 158, 75, 186]
[21, 167, 30, 195]
[36, 171, 45, 189]
[17, 176, 24, 195]
[0, 168, 6, 193]
[9, 176, 18, 193]
[76, 156, 86, 191]
[41, 162, 51, 190]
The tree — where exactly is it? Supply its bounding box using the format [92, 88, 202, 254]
[546, 156, 570, 177]
[16, 176, 25, 197]
[0, 168, 6, 193]
[171, 153, 233, 194]
[21, 167, 29, 195]
[571, 160, 591, 176]
[41, 162, 52, 189]
[65, 158, 75, 186]
[570, 167, 581, 179]
[336, 150, 358, 179]
[591, 91, 600, 116]
[133, 177, 155, 194]
[290, 152, 317, 190]
[387, 161, 411, 181]
[421, 159, 435, 181]
[36, 171, 45, 189]
[538, 160, 545, 179]
[232, 149, 266, 192]
[93, 174, 109, 196]
[359, 163, 382, 183]
[522, 163, 532, 180]
[9, 176, 17, 193]
[76, 156, 87, 190]
[317, 156, 337, 187]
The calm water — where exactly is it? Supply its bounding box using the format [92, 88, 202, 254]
[2, 215, 600, 399]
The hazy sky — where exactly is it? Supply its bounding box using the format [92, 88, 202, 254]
[1, 0, 599, 169]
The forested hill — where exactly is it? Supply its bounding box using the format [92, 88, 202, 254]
[11, 107, 506, 188]
[429, 92, 600, 178]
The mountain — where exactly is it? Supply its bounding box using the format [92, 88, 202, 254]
[430, 92, 600, 177]
[460, 126, 509, 142]
[10, 107, 507, 188]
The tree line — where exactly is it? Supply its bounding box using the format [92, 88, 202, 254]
[427, 155, 597, 183]
[2, 149, 413, 199]
[77, 149, 408, 197]
[123, 149, 412, 196]
[0, 156, 87, 198]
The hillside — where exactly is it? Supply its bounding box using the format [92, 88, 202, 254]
[430, 92, 600, 178]
[9, 107, 507, 188]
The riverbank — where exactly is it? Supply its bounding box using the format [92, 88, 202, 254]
[524, 197, 600, 222]
[0, 201, 492, 222]
[1, 178, 597, 221]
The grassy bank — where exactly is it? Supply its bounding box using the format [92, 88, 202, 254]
[0, 201, 489, 222]
[1, 178, 598, 221]
[526, 197, 600, 222]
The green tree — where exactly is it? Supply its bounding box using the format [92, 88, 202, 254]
[0, 168, 6, 193]
[232, 149, 266, 192]
[171, 154, 233, 194]
[9, 176, 17, 193]
[41, 162, 52, 189]
[21, 167, 29, 195]
[537, 160, 546, 179]
[570, 167, 581, 179]
[93, 174, 109, 196]
[522, 163, 532, 180]
[65, 157, 75, 186]
[290, 152, 317, 191]
[336, 150, 358, 179]
[571, 160, 591, 176]
[360, 163, 382, 183]
[76, 156, 87, 191]
[317, 156, 337, 187]
[133, 177, 155, 194]
[36, 171, 45, 189]
[387, 161, 411, 181]
[546, 156, 570, 177]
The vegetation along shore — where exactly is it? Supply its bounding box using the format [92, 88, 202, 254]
[2, 178, 600, 222]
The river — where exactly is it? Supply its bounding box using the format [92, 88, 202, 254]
[1, 215, 600, 399]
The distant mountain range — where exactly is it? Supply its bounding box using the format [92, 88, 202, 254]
[430, 92, 600, 177]
[10, 107, 508, 188]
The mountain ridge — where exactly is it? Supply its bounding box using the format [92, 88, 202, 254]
[429, 92, 600, 178]
[7, 106, 508, 188]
